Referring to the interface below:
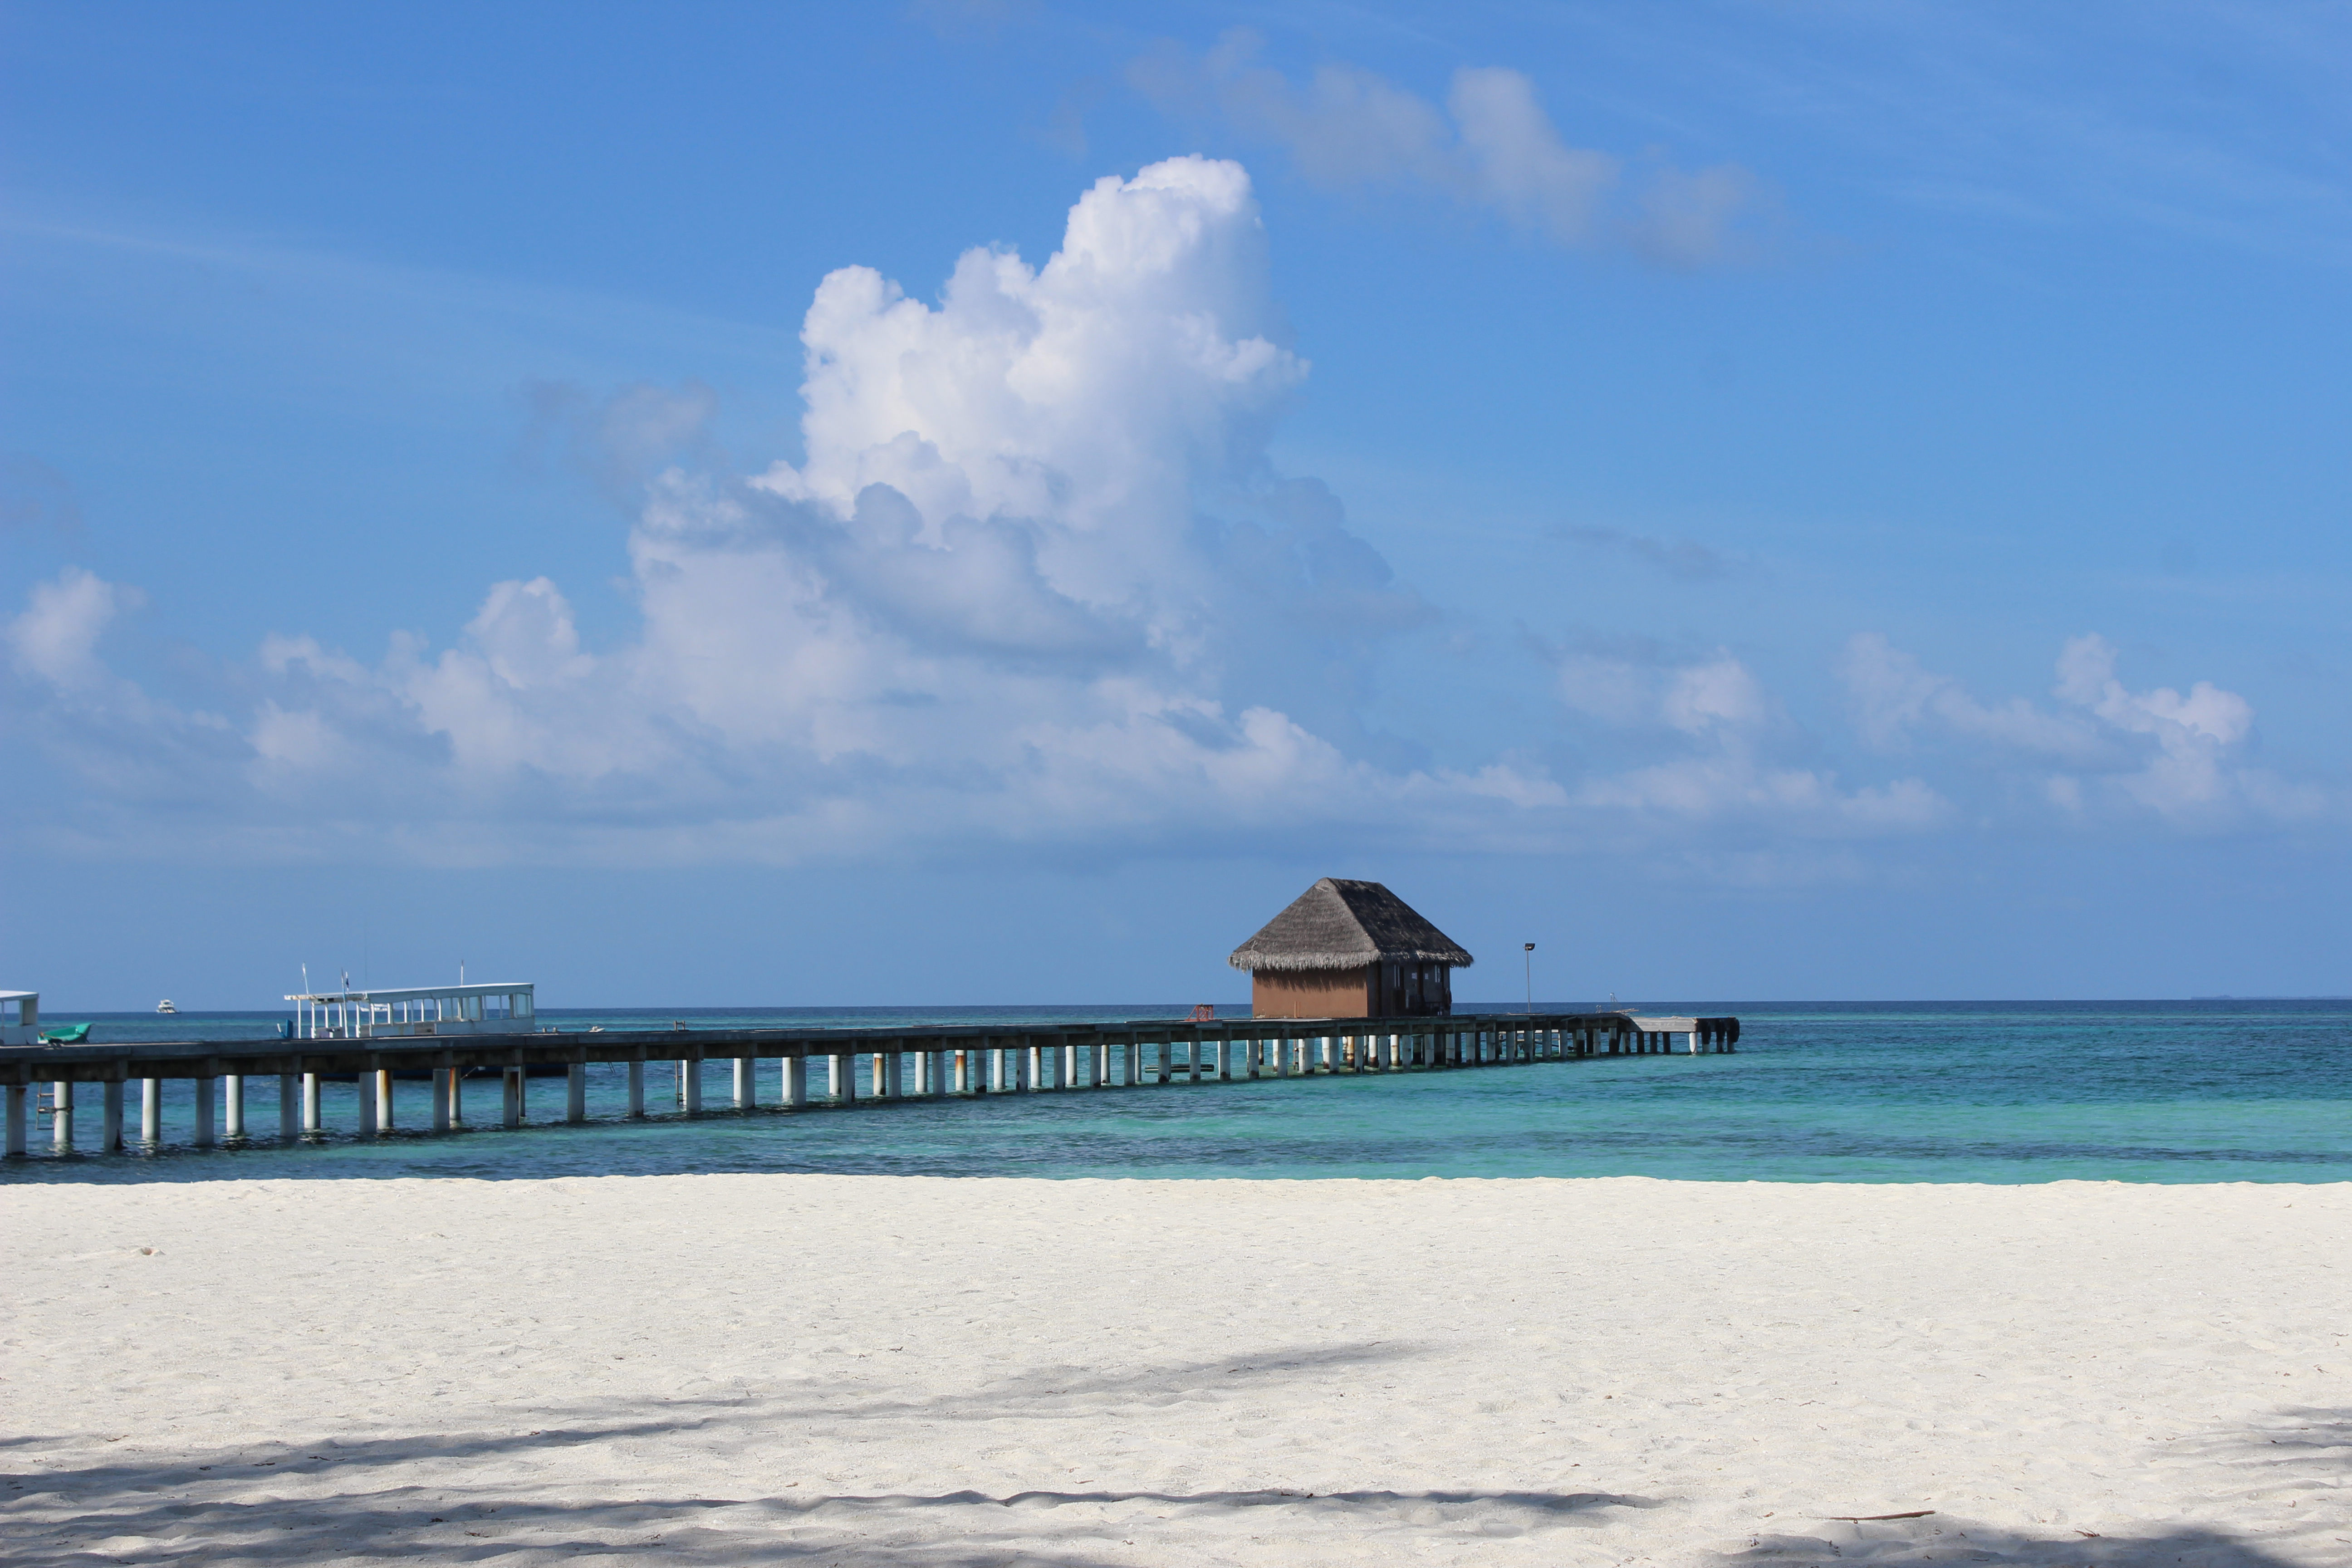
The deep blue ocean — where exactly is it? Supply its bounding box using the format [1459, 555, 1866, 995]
[7, 1000, 2348, 1184]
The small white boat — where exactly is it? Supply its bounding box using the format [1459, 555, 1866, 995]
[156, 999, 178, 1014]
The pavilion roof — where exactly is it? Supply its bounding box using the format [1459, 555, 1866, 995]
[1227, 878, 1475, 973]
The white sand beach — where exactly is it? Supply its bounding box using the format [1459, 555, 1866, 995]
[4, 1175, 2347, 1566]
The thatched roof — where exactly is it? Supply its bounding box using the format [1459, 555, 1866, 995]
[1228, 879, 1475, 973]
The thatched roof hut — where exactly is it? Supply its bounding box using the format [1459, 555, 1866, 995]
[1228, 878, 1473, 1019]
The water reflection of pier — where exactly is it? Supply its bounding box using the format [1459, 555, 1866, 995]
[3, 1010, 1738, 1156]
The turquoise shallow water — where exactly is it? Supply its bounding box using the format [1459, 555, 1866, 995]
[7, 1000, 2349, 1184]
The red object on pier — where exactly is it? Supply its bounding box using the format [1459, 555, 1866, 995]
[1189, 1004, 1216, 1022]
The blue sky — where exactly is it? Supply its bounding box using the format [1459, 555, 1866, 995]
[5, 2, 2349, 1008]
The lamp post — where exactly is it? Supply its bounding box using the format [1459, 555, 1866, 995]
[1524, 943, 1534, 1014]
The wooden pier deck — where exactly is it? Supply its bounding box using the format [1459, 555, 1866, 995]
[0, 1010, 1740, 1155]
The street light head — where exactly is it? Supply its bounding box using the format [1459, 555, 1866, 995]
[1524, 942, 1535, 951]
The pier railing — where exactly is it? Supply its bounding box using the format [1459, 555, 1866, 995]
[0, 1011, 1738, 1155]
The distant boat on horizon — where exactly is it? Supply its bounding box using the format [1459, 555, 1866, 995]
[156, 999, 177, 1014]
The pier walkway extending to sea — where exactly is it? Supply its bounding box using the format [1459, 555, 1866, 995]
[2, 1010, 1738, 1156]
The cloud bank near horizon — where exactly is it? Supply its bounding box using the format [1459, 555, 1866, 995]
[2, 158, 2319, 870]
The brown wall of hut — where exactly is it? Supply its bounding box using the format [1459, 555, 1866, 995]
[1250, 966, 1375, 1019]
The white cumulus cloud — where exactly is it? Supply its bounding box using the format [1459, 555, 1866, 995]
[1132, 33, 1774, 266]
[2, 158, 1576, 864]
[1839, 631, 2320, 823]
[1556, 643, 1945, 832]
[5, 565, 139, 690]
[5, 160, 2325, 872]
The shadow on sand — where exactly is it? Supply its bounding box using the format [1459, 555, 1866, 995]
[5, 1342, 1663, 1565]
[1718, 1407, 2352, 1568]
[10, 1382, 2345, 1567]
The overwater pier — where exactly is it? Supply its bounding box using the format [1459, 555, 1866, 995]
[1, 1011, 1738, 1156]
